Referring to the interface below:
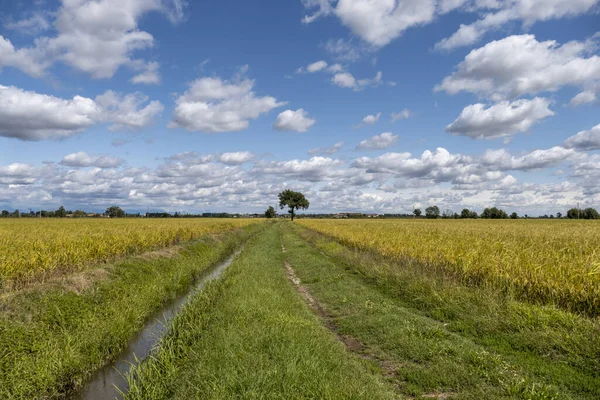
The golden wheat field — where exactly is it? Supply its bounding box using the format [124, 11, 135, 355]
[298, 219, 600, 315]
[0, 218, 258, 285]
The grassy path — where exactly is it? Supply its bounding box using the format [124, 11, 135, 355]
[125, 223, 396, 399]
[0, 224, 260, 399]
[283, 223, 600, 399]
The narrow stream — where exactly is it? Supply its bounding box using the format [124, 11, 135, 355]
[73, 248, 242, 400]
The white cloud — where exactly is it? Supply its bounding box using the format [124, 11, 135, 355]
[0, 36, 48, 77]
[169, 74, 285, 133]
[0, 85, 100, 141]
[332, 71, 383, 90]
[446, 98, 554, 140]
[253, 157, 345, 182]
[0, 85, 163, 141]
[322, 38, 368, 62]
[353, 147, 472, 181]
[273, 109, 316, 132]
[0, 145, 588, 215]
[481, 146, 576, 171]
[564, 124, 600, 151]
[570, 90, 597, 106]
[332, 72, 356, 88]
[95, 91, 164, 131]
[436, 0, 599, 51]
[60, 152, 124, 169]
[4, 12, 51, 35]
[218, 152, 255, 165]
[328, 63, 344, 73]
[0, 0, 186, 80]
[304, 0, 437, 47]
[307, 60, 328, 72]
[391, 109, 412, 122]
[359, 112, 381, 126]
[308, 142, 344, 155]
[130, 61, 161, 84]
[302, 0, 600, 59]
[357, 132, 399, 150]
[297, 60, 344, 74]
[436, 34, 600, 100]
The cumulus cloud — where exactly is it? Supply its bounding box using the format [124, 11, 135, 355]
[0, 85, 163, 141]
[481, 147, 576, 171]
[331, 72, 356, 88]
[436, 0, 599, 51]
[218, 152, 255, 165]
[0, 0, 186, 81]
[391, 109, 412, 122]
[0, 36, 49, 77]
[446, 98, 554, 140]
[308, 141, 344, 155]
[303, 0, 438, 47]
[95, 91, 164, 131]
[358, 112, 381, 127]
[0, 143, 588, 214]
[253, 157, 345, 182]
[307, 60, 328, 72]
[564, 124, 600, 151]
[297, 60, 344, 74]
[60, 152, 124, 168]
[353, 147, 474, 182]
[357, 132, 399, 150]
[570, 90, 598, 106]
[0, 85, 100, 141]
[435, 34, 600, 100]
[273, 109, 316, 132]
[332, 71, 382, 90]
[169, 74, 285, 133]
[302, 0, 599, 60]
[130, 61, 161, 84]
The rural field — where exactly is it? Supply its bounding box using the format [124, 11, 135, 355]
[1, 218, 599, 399]
[0, 218, 257, 289]
[297, 219, 600, 316]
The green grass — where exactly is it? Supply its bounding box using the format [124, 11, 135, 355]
[0, 223, 262, 399]
[284, 223, 600, 399]
[124, 223, 397, 399]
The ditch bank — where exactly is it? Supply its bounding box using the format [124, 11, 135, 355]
[74, 248, 242, 400]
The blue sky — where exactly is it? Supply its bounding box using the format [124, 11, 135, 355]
[0, 0, 599, 215]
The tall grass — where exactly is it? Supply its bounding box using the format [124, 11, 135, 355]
[298, 219, 600, 315]
[0, 218, 257, 287]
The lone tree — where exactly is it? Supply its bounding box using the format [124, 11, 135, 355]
[413, 208, 422, 218]
[278, 190, 309, 221]
[265, 206, 277, 219]
[106, 206, 125, 218]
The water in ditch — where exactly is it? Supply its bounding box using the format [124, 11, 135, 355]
[73, 248, 241, 400]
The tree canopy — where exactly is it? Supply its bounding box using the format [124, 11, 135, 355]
[567, 207, 600, 219]
[265, 206, 277, 219]
[106, 206, 125, 218]
[481, 207, 508, 219]
[278, 190, 309, 221]
[425, 206, 440, 219]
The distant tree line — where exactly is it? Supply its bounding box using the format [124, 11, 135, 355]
[410, 206, 600, 220]
[0, 206, 132, 218]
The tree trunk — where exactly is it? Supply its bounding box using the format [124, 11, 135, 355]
[290, 207, 295, 221]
